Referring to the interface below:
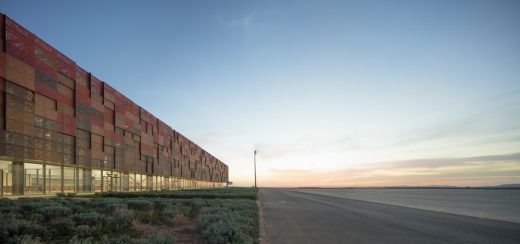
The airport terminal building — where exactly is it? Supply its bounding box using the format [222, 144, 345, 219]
[0, 14, 229, 196]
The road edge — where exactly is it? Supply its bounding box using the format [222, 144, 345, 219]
[258, 189, 268, 244]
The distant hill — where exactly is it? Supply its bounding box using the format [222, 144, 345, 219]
[494, 184, 520, 188]
[297, 184, 520, 189]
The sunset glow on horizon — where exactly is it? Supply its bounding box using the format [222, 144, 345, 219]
[3, 0, 519, 187]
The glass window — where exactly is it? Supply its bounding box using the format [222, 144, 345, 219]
[78, 169, 92, 193]
[47, 165, 62, 194]
[109, 171, 122, 192]
[24, 163, 44, 195]
[0, 160, 13, 196]
[92, 170, 102, 192]
[63, 167, 77, 193]
[164, 177, 170, 190]
[102, 171, 110, 192]
[174, 177, 181, 190]
[128, 174, 137, 191]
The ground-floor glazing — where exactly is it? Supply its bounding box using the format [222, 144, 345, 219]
[0, 160, 224, 196]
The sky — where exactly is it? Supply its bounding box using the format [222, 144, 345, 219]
[1, 0, 519, 187]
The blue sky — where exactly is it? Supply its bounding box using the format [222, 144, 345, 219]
[2, 0, 519, 186]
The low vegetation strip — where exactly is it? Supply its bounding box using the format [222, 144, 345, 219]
[0, 188, 259, 244]
[93, 188, 258, 200]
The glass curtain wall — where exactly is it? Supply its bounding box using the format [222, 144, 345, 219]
[47, 165, 62, 194]
[0, 160, 13, 196]
[63, 167, 76, 193]
[129, 173, 137, 191]
[0, 161, 223, 195]
[24, 163, 44, 195]
[164, 177, 170, 190]
[92, 170, 102, 192]
[141, 174, 148, 191]
[102, 171, 111, 192]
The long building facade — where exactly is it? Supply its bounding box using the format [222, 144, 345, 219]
[0, 14, 228, 196]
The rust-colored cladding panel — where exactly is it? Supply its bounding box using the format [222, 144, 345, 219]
[0, 14, 228, 182]
[75, 65, 91, 105]
[35, 70, 58, 99]
[0, 14, 4, 52]
[34, 36, 57, 78]
[56, 51, 75, 80]
[6, 54, 34, 90]
[58, 113, 75, 136]
[0, 52, 6, 79]
[5, 17, 35, 66]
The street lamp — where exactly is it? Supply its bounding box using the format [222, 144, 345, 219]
[254, 150, 257, 188]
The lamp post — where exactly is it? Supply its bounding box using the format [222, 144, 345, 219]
[254, 150, 257, 188]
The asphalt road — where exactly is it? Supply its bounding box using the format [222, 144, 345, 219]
[294, 188, 520, 223]
[260, 189, 520, 244]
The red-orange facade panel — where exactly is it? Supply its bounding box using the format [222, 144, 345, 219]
[0, 13, 228, 182]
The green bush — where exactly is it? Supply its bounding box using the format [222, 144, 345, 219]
[139, 233, 176, 244]
[101, 203, 126, 214]
[72, 212, 104, 226]
[0, 191, 259, 243]
[95, 187, 258, 200]
[68, 236, 95, 244]
[126, 199, 153, 211]
[196, 200, 258, 244]
[11, 234, 41, 244]
[4, 219, 47, 240]
[49, 217, 76, 237]
[111, 211, 134, 234]
[100, 234, 131, 244]
[36, 205, 72, 220]
[73, 225, 92, 239]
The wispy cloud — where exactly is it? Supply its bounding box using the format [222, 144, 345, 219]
[260, 152, 520, 187]
[229, 13, 256, 28]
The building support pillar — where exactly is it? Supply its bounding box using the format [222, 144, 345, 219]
[83, 169, 92, 192]
[122, 173, 129, 191]
[147, 176, 153, 191]
[12, 161, 24, 195]
[0, 169, 3, 196]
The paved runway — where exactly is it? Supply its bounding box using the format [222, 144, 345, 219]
[260, 189, 520, 244]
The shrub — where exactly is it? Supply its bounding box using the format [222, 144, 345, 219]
[101, 203, 126, 214]
[72, 212, 104, 226]
[73, 225, 92, 239]
[18, 200, 51, 213]
[94, 188, 258, 200]
[5, 219, 47, 240]
[68, 236, 95, 244]
[100, 234, 131, 244]
[36, 205, 72, 220]
[126, 199, 153, 212]
[11, 234, 41, 244]
[196, 201, 258, 244]
[139, 233, 176, 244]
[111, 211, 134, 234]
[28, 213, 44, 222]
[49, 217, 75, 237]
